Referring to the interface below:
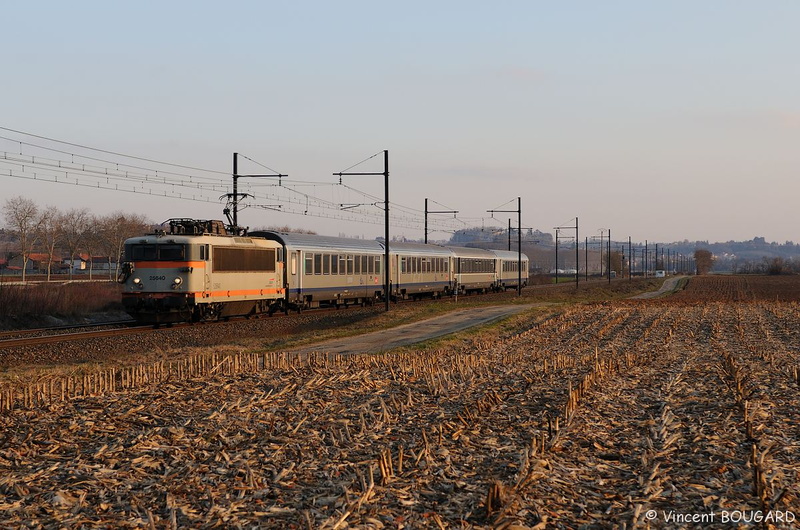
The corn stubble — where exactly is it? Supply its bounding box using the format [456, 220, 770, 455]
[0, 277, 799, 528]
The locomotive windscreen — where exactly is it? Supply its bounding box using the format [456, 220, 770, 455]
[127, 244, 185, 261]
[213, 247, 276, 272]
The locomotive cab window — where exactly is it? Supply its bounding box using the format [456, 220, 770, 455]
[159, 245, 184, 261]
[129, 244, 156, 261]
[127, 244, 185, 261]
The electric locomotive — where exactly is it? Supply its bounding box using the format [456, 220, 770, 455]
[119, 219, 284, 324]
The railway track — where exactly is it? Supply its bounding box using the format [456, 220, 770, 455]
[0, 307, 346, 350]
[0, 320, 136, 341]
[0, 279, 636, 356]
[0, 324, 152, 349]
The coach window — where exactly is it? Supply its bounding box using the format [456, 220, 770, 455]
[291, 254, 297, 275]
[331, 254, 339, 274]
[361, 255, 368, 274]
[347, 255, 354, 275]
[338, 255, 346, 275]
[355, 254, 361, 274]
[400, 256, 406, 274]
[304, 254, 313, 275]
[323, 254, 331, 275]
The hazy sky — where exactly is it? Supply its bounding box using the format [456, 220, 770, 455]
[3, 1, 799, 244]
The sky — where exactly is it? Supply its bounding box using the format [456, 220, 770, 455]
[2, 1, 799, 244]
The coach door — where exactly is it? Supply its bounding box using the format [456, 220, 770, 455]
[202, 244, 211, 296]
[291, 250, 301, 295]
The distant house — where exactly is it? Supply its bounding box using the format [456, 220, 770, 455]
[90, 256, 119, 272]
[8, 253, 60, 273]
[63, 254, 118, 274]
[63, 254, 89, 272]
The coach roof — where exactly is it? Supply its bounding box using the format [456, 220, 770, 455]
[250, 231, 385, 253]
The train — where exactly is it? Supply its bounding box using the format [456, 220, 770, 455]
[118, 218, 529, 324]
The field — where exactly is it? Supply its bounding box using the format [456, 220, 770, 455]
[1, 275, 799, 528]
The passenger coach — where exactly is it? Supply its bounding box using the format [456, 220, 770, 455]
[389, 242, 453, 300]
[494, 250, 529, 290]
[448, 246, 498, 294]
[251, 231, 385, 309]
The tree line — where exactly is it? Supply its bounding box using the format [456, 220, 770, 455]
[2, 196, 150, 282]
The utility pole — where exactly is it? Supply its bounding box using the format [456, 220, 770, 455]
[228, 152, 287, 233]
[599, 231, 604, 277]
[555, 229, 559, 284]
[576, 217, 579, 289]
[424, 198, 458, 244]
[607, 228, 611, 284]
[554, 218, 579, 289]
[628, 236, 632, 281]
[487, 197, 522, 296]
[334, 150, 390, 311]
[585, 237, 589, 282]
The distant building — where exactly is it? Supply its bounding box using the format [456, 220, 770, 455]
[8, 253, 60, 272]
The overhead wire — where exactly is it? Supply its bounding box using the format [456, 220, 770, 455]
[0, 128, 491, 236]
[0, 126, 229, 176]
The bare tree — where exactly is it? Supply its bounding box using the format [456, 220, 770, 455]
[765, 256, 785, 275]
[2, 196, 41, 282]
[59, 208, 90, 280]
[82, 216, 101, 280]
[35, 206, 62, 281]
[694, 249, 715, 275]
[97, 212, 150, 280]
[609, 251, 623, 275]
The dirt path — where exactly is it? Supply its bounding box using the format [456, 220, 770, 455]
[285, 303, 543, 356]
[630, 275, 686, 299]
[286, 275, 684, 357]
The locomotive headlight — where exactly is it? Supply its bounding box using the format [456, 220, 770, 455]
[132, 277, 141, 285]
[171, 277, 183, 290]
